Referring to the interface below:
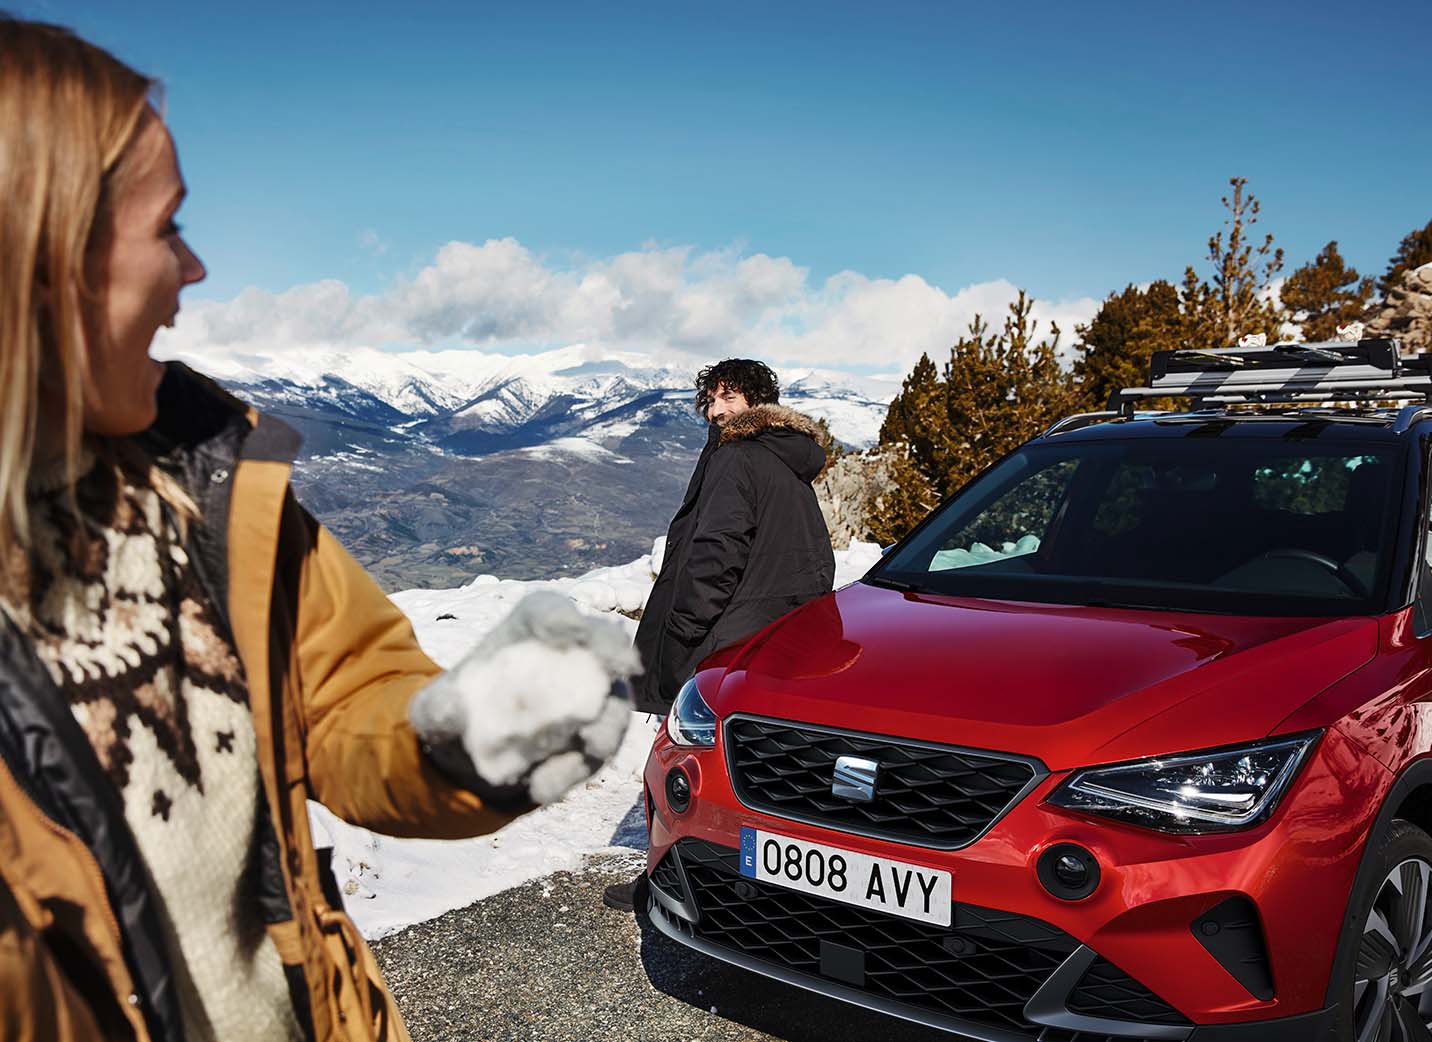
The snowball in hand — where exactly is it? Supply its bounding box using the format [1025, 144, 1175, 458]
[409, 591, 641, 806]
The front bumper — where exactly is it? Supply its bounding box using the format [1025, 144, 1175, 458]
[645, 723, 1386, 1040]
[647, 838, 1337, 1042]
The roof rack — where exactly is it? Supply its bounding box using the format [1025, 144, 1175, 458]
[1108, 338, 1432, 413]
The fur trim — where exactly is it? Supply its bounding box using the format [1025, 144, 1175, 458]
[718, 403, 825, 444]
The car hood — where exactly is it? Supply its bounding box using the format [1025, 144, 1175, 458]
[710, 581, 1378, 771]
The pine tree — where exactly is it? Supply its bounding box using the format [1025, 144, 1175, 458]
[1189, 177, 1284, 345]
[1281, 241, 1373, 342]
[1379, 218, 1432, 297]
[868, 292, 1076, 542]
[877, 353, 949, 484]
[940, 292, 1075, 493]
[812, 416, 844, 480]
[864, 449, 938, 547]
[1072, 280, 1183, 409]
[1177, 265, 1222, 351]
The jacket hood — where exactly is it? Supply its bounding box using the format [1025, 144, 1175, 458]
[717, 403, 827, 482]
[708, 582, 1378, 771]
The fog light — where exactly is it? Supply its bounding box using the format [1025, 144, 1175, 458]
[1054, 854, 1087, 889]
[666, 767, 692, 813]
[1037, 843, 1100, 901]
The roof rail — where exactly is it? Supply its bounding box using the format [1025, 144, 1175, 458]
[1042, 411, 1122, 437]
[1393, 404, 1432, 433]
[1110, 338, 1432, 412]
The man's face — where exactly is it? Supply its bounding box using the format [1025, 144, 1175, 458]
[706, 383, 751, 426]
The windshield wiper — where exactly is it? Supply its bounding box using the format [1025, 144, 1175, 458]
[1080, 598, 1169, 612]
[1081, 597, 1229, 615]
[865, 575, 921, 593]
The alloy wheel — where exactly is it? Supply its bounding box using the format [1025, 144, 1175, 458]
[1355, 858, 1432, 1042]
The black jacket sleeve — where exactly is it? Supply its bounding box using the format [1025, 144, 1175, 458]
[665, 447, 755, 646]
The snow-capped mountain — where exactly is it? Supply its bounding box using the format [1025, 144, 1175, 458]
[148, 343, 895, 590]
[155, 343, 893, 453]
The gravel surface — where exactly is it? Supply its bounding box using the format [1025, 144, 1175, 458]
[371, 852, 957, 1042]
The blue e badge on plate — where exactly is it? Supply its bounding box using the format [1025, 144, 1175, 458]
[740, 826, 757, 877]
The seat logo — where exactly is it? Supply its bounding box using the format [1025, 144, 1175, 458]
[832, 755, 879, 803]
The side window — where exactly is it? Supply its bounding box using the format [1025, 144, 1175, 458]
[929, 459, 1078, 571]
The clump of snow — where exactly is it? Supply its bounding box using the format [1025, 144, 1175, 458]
[315, 538, 881, 939]
[835, 539, 884, 587]
[407, 591, 638, 800]
[569, 579, 618, 612]
[456, 644, 611, 783]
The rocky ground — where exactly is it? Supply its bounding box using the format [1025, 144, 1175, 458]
[371, 853, 954, 1042]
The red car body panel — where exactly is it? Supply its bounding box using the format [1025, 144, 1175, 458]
[645, 582, 1432, 1028]
[717, 583, 1378, 769]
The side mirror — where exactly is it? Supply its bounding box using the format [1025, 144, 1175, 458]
[880, 545, 894, 557]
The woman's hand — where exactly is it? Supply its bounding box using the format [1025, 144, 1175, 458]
[408, 591, 641, 807]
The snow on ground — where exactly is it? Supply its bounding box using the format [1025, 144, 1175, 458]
[312, 538, 884, 939]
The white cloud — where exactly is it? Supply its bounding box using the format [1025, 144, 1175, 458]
[157, 238, 1099, 376]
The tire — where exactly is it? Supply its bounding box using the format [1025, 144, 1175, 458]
[1334, 818, 1432, 1041]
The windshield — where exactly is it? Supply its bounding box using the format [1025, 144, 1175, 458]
[872, 436, 1406, 616]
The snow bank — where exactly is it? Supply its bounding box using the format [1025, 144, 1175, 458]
[315, 537, 881, 940]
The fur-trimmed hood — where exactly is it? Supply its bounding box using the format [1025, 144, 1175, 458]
[718, 403, 826, 445]
[716, 403, 827, 484]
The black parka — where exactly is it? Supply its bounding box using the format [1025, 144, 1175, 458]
[633, 404, 836, 713]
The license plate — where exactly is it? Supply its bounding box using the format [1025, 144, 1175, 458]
[739, 826, 952, 927]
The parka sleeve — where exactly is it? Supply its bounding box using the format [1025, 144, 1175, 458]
[665, 447, 756, 646]
[289, 505, 523, 839]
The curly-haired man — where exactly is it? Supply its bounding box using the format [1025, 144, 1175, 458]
[605, 359, 835, 910]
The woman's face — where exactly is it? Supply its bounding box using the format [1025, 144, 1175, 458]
[82, 115, 205, 435]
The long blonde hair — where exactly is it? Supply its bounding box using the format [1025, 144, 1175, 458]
[0, 18, 187, 589]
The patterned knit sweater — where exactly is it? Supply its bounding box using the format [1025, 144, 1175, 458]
[0, 449, 303, 1042]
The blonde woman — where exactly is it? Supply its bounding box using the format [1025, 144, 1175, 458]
[0, 17, 635, 1042]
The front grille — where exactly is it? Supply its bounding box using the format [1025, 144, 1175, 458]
[1067, 956, 1189, 1026]
[653, 839, 1175, 1042]
[725, 715, 1043, 848]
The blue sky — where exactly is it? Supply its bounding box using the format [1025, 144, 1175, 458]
[16, 0, 1432, 371]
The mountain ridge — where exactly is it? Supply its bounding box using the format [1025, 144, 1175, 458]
[152, 345, 894, 590]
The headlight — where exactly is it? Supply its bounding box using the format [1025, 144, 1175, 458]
[1047, 732, 1321, 834]
[666, 678, 717, 748]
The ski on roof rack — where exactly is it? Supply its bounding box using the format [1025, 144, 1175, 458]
[1109, 337, 1432, 411]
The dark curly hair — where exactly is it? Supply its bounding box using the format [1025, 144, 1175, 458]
[694, 358, 780, 417]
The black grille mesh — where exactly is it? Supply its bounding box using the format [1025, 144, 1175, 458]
[725, 717, 1040, 847]
[1067, 955, 1189, 1026]
[653, 839, 1175, 1041]
[649, 850, 684, 904]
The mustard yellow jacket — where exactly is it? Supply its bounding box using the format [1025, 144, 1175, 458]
[0, 364, 521, 1042]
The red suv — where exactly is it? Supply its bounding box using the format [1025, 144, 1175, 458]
[643, 340, 1432, 1041]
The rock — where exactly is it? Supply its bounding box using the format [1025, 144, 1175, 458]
[813, 451, 894, 549]
[1367, 262, 1432, 349]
